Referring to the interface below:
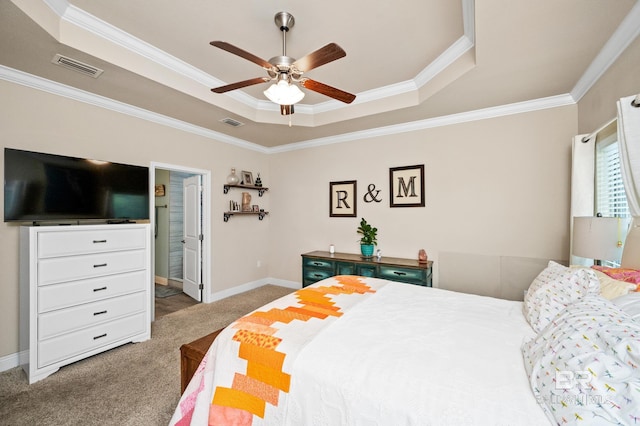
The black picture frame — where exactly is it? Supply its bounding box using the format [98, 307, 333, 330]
[241, 170, 253, 186]
[329, 180, 357, 217]
[389, 164, 425, 207]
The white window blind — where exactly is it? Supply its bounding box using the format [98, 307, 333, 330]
[596, 133, 630, 219]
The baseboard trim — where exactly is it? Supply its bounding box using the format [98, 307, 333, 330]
[0, 350, 25, 373]
[206, 278, 300, 303]
[155, 276, 168, 285]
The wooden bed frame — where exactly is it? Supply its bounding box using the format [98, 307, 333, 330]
[180, 328, 223, 393]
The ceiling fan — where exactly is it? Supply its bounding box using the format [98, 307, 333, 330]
[210, 11, 356, 116]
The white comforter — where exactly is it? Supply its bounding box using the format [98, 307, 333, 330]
[171, 276, 550, 425]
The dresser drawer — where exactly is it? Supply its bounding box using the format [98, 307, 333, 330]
[38, 312, 146, 368]
[38, 270, 146, 313]
[38, 227, 147, 258]
[38, 249, 146, 286]
[302, 257, 334, 271]
[39, 292, 146, 339]
[378, 265, 426, 285]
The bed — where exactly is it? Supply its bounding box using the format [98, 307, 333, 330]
[171, 243, 640, 425]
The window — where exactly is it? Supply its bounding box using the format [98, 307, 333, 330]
[595, 132, 630, 219]
[595, 130, 630, 266]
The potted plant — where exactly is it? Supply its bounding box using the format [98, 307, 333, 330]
[357, 218, 378, 257]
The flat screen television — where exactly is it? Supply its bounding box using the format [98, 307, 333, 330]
[4, 148, 149, 223]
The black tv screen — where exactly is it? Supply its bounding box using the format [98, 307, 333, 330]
[4, 148, 149, 222]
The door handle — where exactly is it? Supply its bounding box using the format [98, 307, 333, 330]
[181, 240, 186, 244]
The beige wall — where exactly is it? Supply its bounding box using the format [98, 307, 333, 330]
[0, 80, 271, 358]
[2, 32, 639, 359]
[268, 106, 578, 297]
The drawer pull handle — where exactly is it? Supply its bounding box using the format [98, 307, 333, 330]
[93, 310, 107, 316]
[93, 287, 107, 292]
[313, 273, 323, 278]
[93, 263, 107, 268]
[312, 262, 323, 266]
[393, 271, 407, 276]
[93, 239, 107, 244]
[93, 333, 107, 340]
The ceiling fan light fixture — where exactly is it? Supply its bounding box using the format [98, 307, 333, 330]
[264, 79, 305, 105]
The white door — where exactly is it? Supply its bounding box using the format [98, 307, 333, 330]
[182, 175, 202, 301]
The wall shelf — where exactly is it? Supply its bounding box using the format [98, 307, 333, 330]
[223, 184, 268, 197]
[223, 211, 268, 222]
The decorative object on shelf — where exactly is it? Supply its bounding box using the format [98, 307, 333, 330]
[376, 249, 382, 260]
[227, 168, 240, 185]
[389, 164, 425, 208]
[357, 217, 378, 258]
[242, 170, 253, 186]
[241, 192, 252, 211]
[223, 182, 270, 222]
[329, 244, 335, 254]
[329, 180, 357, 217]
[154, 184, 166, 197]
[418, 249, 428, 264]
[255, 173, 262, 187]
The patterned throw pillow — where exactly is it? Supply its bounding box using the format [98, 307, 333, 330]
[522, 296, 640, 425]
[523, 261, 600, 333]
[592, 265, 640, 287]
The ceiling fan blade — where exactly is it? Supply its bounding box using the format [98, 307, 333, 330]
[292, 43, 346, 73]
[210, 41, 274, 70]
[211, 77, 269, 93]
[301, 79, 356, 104]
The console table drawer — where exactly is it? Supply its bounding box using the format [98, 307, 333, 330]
[303, 268, 334, 283]
[302, 258, 334, 270]
[38, 250, 146, 286]
[378, 266, 426, 285]
[38, 312, 146, 368]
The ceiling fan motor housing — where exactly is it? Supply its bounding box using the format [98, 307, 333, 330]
[274, 11, 295, 32]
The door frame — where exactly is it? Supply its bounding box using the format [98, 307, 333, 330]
[149, 162, 211, 321]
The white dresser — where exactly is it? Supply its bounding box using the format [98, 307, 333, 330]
[19, 224, 151, 383]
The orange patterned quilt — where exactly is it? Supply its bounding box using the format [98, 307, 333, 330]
[170, 275, 382, 426]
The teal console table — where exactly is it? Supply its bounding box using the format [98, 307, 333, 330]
[301, 251, 433, 287]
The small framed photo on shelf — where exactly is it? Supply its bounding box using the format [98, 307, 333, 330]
[241, 170, 253, 186]
[252, 205, 259, 212]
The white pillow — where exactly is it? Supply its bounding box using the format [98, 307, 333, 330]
[523, 261, 600, 332]
[611, 292, 640, 320]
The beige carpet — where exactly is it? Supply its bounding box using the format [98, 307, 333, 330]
[0, 284, 294, 426]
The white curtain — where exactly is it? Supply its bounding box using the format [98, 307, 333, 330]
[570, 134, 594, 265]
[617, 94, 640, 217]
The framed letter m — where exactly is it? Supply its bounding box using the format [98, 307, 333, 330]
[389, 164, 425, 207]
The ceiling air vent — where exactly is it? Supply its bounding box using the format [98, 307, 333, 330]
[220, 118, 244, 127]
[51, 54, 104, 78]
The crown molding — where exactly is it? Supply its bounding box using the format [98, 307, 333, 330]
[571, 0, 640, 102]
[0, 65, 576, 155]
[31, 0, 476, 123]
[0, 65, 270, 154]
[270, 94, 576, 153]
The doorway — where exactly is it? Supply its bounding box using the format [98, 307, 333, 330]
[150, 162, 211, 321]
